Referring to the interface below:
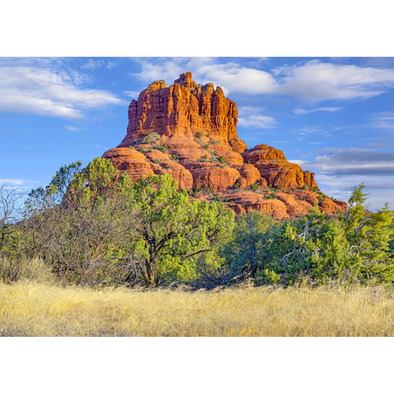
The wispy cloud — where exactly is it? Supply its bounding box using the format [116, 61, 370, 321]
[238, 115, 276, 129]
[271, 60, 394, 101]
[81, 59, 105, 69]
[0, 178, 40, 190]
[64, 126, 82, 132]
[293, 107, 343, 115]
[372, 114, 394, 129]
[124, 90, 141, 99]
[237, 106, 276, 129]
[0, 60, 126, 119]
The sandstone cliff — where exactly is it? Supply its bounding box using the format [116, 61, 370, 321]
[103, 72, 347, 219]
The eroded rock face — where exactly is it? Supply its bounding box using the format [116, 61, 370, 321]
[102, 72, 346, 219]
[118, 71, 247, 152]
[244, 144, 318, 189]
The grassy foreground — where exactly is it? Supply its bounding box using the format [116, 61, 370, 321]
[1, 281, 394, 336]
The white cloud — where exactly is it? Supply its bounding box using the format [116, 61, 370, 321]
[81, 59, 105, 69]
[0, 178, 40, 190]
[0, 62, 126, 119]
[64, 126, 82, 132]
[372, 114, 394, 129]
[238, 115, 277, 129]
[273, 60, 394, 101]
[131, 58, 186, 85]
[293, 107, 343, 115]
[237, 105, 276, 129]
[194, 63, 278, 96]
[0, 179, 24, 185]
[124, 90, 141, 99]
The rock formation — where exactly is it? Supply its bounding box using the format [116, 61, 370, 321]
[102, 72, 347, 219]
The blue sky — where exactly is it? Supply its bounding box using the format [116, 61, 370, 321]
[1, 57, 393, 211]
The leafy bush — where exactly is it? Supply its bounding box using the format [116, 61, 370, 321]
[250, 183, 258, 192]
[143, 132, 160, 145]
[157, 143, 168, 153]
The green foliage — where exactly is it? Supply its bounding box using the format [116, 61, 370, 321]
[130, 174, 234, 286]
[157, 143, 168, 153]
[171, 154, 180, 162]
[250, 183, 258, 192]
[262, 186, 393, 286]
[224, 211, 275, 282]
[196, 131, 203, 138]
[67, 158, 118, 206]
[218, 156, 225, 163]
[143, 132, 160, 145]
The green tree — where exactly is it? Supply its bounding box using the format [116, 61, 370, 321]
[255, 185, 394, 286]
[67, 157, 118, 207]
[130, 173, 234, 286]
[224, 210, 275, 282]
[340, 184, 394, 282]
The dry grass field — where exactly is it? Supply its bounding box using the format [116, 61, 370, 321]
[1, 280, 394, 336]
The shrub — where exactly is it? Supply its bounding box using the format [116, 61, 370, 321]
[158, 143, 168, 153]
[250, 183, 258, 192]
[143, 132, 160, 145]
[218, 156, 225, 163]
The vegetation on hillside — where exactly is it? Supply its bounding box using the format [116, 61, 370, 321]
[1, 158, 393, 289]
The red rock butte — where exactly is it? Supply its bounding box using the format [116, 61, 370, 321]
[103, 72, 347, 219]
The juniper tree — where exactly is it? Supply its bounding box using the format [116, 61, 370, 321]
[130, 173, 234, 286]
[256, 185, 394, 286]
[224, 210, 275, 282]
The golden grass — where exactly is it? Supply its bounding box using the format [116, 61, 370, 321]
[1, 281, 394, 336]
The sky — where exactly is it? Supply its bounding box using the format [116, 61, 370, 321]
[0, 56, 393, 211]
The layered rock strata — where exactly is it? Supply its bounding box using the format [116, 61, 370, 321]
[103, 72, 347, 219]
